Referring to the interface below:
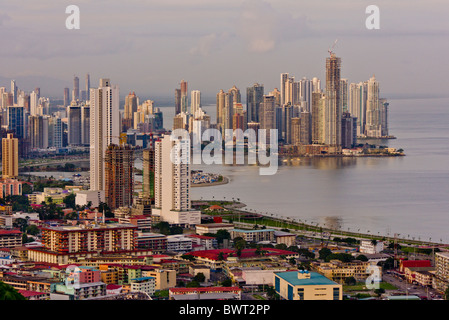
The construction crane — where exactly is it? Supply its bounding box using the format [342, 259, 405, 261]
[328, 39, 338, 56]
[106, 133, 127, 146]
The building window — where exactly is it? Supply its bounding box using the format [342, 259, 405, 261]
[333, 287, 340, 300]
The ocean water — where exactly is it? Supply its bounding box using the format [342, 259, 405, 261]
[181, 98, 449, 243]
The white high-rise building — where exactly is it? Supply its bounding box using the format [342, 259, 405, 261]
[89, 79, 120, 191]
[299, 77, 312, 112]
[348, 82, 367, 136]
[190, 90, 201, 116]
[312, 77, 321, 93]
[280, 73, 289, 106]
[365, 75, 382, 138]
[152, 135, 201, 226]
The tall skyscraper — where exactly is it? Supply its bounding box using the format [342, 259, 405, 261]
[180, 80, 188, 113]
[28, 115, 49, 149]
[7, 106, 25, 140]
[324, 53, 342, 146]
[312, 92, 325, 144]
[85, 73, 90, 101]
[81, 104, 90, 145]
[259, 95, 276, 145]
[49, 116, 63, 148]
[175, 88, 181, 115]
[348, 82, 367, 136]
[104, 144, 134, 210]
[246, 83, 264, 124]
[340, 79, 348, 113]
[299, 77, 313, 112]
[380, 98, 389, 137]
[312, 77, 321, 93]
[73, 76, 80, 101]
[341, 112, 357, 149]
[142, 147, 155, 201]
[300, 111, 312, 145]
[89, 78, 120, 192]
[190, 90, 201, 116]
[216, 89, 225, 132]
[123, 92, 138, 132]
[280, 73, 289, 106]
[365, 75, 382, 138]
[30, 91, 39, 116]
[152, 135, 201, 226]
[2, 133, 18, 179]
[11, 80, 18, 105]
[67, 102, 82, 146]
[64, 88, 70, 107]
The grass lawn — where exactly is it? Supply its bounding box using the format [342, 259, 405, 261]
[253, 294, 267, 300]
[344, 281, 397, 292]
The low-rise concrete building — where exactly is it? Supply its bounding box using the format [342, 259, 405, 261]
[274, 270, 342, 300]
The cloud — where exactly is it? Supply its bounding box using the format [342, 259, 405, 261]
[236, 0, 310, 53]
[0, 12, 11, 25]
[189, 32, 231, 57]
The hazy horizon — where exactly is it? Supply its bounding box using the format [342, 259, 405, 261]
[1, 0, 448, 101]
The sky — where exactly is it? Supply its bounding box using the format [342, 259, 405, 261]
[0, 0, 448, 104]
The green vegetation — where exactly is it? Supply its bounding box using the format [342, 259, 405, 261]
[154, 221, 183, 235]
[0, 281, 26, 300]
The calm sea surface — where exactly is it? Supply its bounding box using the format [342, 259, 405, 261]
[179, 99, 449, 243]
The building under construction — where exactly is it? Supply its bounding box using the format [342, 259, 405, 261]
[105, 144, 134, 210]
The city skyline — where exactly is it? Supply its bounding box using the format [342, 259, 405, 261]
[0, 1, 448, 100]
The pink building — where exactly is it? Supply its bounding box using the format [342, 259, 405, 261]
[0, 179, 23, 199]
[78, 267, 101, 283]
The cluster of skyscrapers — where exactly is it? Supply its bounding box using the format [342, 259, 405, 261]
[171, 53, 389, 155]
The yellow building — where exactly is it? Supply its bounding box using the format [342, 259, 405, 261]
[141, 269, 176, 291]
[274, 270, 342, 300]
[312, 259, 376, 283]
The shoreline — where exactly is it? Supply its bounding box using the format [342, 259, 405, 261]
[193, 199, 449, 248]
[191, 176, 229, 188]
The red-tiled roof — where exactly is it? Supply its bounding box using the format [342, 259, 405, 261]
[170, 287, 241, 293]
[0, 230, 22, 235]
[187, 234, 215, 240]
[106, 284, 122, 290]
[185, 248, 297, 261]
[18, 290, 48, 298]
[401, 260, 432, 268]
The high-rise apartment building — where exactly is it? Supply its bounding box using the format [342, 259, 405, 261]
[73, 76, 80, 101]
[259, 95, 276, 145]
[190, 90, 201, 116]
[63, 88, 70, 107]
[2, 133, 18, 179]
[85, 73, 90, 101]
[175, 88, 181, 115]
[324, 54, 342, 147]
[312, 92, 325, 144]
[152, 135, 200, 226]
[280, 73, 289, 106]
[104, 144, 134, 210]
[123, 92, 138, 132]
[28, 115, 49, 149]
[142, 147, 155, 201]
[89, 78, 120, 192]
[7, 106, 25, 140]
[246, 83, 264, 124]
[67, 102, 82, 146]
[180, 80, 188, 113]
[11, 80, 18, 105]
[365, 75, 382, 138]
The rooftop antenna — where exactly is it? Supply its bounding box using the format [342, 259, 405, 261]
[328, 39, 338, 56]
